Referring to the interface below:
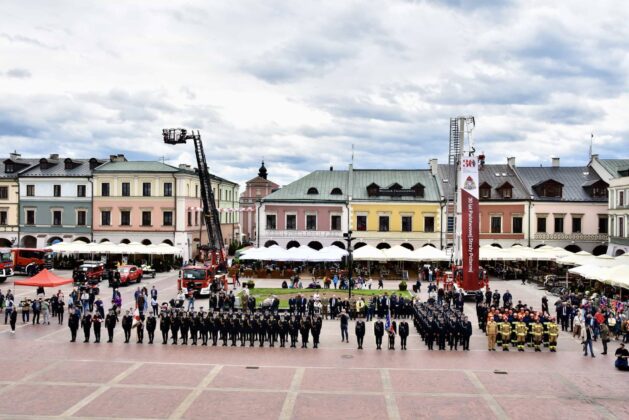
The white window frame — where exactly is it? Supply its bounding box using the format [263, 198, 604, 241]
[489, 214, 502, 234]
[24, 207, 36, 225]
[120, 209, 131, 226]
[305, 212, 318, 231]
[285, 212, 297, 231]
[400, 214, 413, 232]
[75, 208, 87, 226]
[330, 213, 342, 231]
[100, 208, 112, 226]
[50, 208, 63, 227]
[511, 214, 523, 234]
[356, 212, 368, 232]
[266, 212, 277, 231]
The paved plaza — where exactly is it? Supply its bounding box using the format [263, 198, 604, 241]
[0, 274, 625, 420]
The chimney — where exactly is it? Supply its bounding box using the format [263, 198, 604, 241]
[49, 153, 59, 160]
[9, 152, 21, 160]
[178, 164, 192, 170]
[507, 157, 515, 167]
[552, 157, 560, 167]
[109, 154, 127, 162]
[429, 158, 438, 176]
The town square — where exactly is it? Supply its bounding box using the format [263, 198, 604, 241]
[1, 1, 628, 419]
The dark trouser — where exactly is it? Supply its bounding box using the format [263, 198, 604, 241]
[212, 332, 218, 345]
[181, 330, 188, 344]
[22, 311, 29, 323]
[4, 309, 11, 324]
[94, 325, 101, 342]
[602, 339, 607, 354]
[137, 327, 144, 343]
[375, 335, 382, 349]
[462, 335, 470, 350]
[162, 330, 169, 344]
[202, 332, 209, 345]
[148, 329, 154, 344]
[357, 335, 364, 349]
[83, 327, 91, 342]
[171, 329, 178, 344]
[301, 332, 308, 347]
[70, 327, 77, 341]
[108, 327, 114, 342]
[124, 328, 131, 343]
[32, 311, 40, 324]
[427, 335, 433, 350]
[400, 336, 407, 349]
[388, 335, 395, 349]
[341, 326, 348, 342]
[290, 333, 297, 347]
[58, 312, 64, 325]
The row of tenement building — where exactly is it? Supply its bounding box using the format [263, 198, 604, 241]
[0, 153, 240, 261]
[244, 156, 629, 257]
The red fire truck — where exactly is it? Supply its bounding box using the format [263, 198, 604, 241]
[178, 264, 227, 296]
[11, 248, 53, 276]
[0, 248, 13, 283]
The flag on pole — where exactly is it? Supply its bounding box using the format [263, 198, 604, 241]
[385, 309, 394, 334]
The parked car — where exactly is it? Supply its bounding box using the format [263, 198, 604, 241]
[109, 265, 143, 287]
[140, 264, 156, 278]
[73, 261, 106, 284]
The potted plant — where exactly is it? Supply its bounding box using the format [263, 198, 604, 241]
[398, 280, 407, 292]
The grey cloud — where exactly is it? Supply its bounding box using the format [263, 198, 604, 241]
[5, 68, 31, 78]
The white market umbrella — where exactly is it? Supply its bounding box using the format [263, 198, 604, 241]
[352, 245, 386, 261]
[413, 245, 449, 262]
[383, 245, 418, 261]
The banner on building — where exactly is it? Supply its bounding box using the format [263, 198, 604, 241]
[459, 156, 480, 290]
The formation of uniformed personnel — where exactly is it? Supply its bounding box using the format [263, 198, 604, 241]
[413, 302, 469, 351]
[486, 303, 558, 352]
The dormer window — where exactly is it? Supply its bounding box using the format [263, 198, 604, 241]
[479, 182, 492, 199]
[388, 182, 402, 190]
[366, 183, 380, 197]
[497, 182, 513, 199]
[64, 158, 74, 170]
[307, 187, 319, 195]
[330, 188, 342, 195]
[411, 183, 425, 197]
[89, 158, 100, 170]
[534, 179, 563, 198]
[39, 158, 49, 170]
[5, 162, 14, 173]
[587, 179, 608, 198]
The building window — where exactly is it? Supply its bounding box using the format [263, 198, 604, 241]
[357, 215, 367, 231]
[598, 216, 608, 234]
[619, 191, 625, 208]
[0, 211, 7, 225]
[26, 185, 35, 196]
[307, 187, 319, 195]
[101, 183, 110, 197]
[164, 182, 173, 197]
[0, 186, 8, 199]
[141, 211, 151, 226]
[266, 214, 276, 230]
[490, 216, 502, 233]
[101, 211, 111, 226]
[77, 210, 86, 226]
[195, 212, 199, 226]
[619, 217, 625, 237]
[572, 216, 582, 233]
[286, 214, 297, 230]
[537, 217, 546, 233]
[53, 185, 61, 197]
[121, 182, 130, 197]
[26, 210, 35, 225]
[195, 185, 199, 198]
[142, 182, 151, 197]
[331, 188, 343, 195]
[424, 216, 435, 233]
[554, 216, 564, 233]
[77, 185, 86, 197]
[52, 210, 62, 226]
[501, 187, 512, 199]
[163, 211, 173, 226]
[306, 214, 317, 231]
[187, 211, 192, 226]
[480, 185, 491, 199]
[401, 216, 412, 232]
[331, 215, 342, 231]
[5, 163, 14, 173]
[121, 211, 130, 226]
[512, 216, 523, 234]
[379, 216, 389, 232]
[447, 216, 454, 233]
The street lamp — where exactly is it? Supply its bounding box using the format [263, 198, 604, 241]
[343, 230, 354, 299]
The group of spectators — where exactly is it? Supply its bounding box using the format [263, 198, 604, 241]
[1, 287, 69, 332]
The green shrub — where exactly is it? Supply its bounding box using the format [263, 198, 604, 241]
[398, 281, 407, 291]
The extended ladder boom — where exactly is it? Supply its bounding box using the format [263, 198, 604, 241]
[163, 128, 225, 261]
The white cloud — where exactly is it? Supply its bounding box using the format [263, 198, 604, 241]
[0, 0, 627, 189]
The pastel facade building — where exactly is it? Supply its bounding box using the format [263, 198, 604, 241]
[239, 162, 279, 243]
[18, 155, 104, 248]
[0, 153, 38, 247]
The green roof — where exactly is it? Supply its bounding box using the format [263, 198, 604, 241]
[351, 169, 441, 201]
[94, 161, 179, 173]
[264, 170, 349, 202]
[597, 159, 629, 178]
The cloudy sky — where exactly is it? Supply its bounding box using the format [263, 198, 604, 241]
[1, 0, 628, 187]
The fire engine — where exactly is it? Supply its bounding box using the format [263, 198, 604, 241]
[164, 128, 228, 296]
[10, 248, 53, 276]
[0, 248, 13, 283]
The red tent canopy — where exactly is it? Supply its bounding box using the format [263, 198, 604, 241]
[14, 269, 73, 288]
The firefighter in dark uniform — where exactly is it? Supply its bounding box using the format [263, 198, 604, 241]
[268, 316, 277, 347]
[180, 312, 190, 345]
[159, 311, 171, 345]
[231, 314, 240, 347]
[355, 319, 366, 349]
[426, 317, 435, 350]
[374, 318, 384, 350]
[300, 316, 311, 348]
[105, 309, 118, 343]
[189, 312, 198, 345]
[399, 320, 409, 350]
[388, 320, 397, 350]
[239, 314, 247, 347]
[146, 313, 156, 344]
[211, 313, 220, 346]
[250, 315, 260, 347]
[82, 312, 92, 343]
[289, 316, 299, 348]
[136, 315, 144, 344]
[68, 307, 80, 342]
[92, 312, 102, 343]
[170, 312, 180, 345]
[221, 314, 230, 346]
[199, 312, 208, 346]
[120, 310, 132, 343]
[258, 314, 267, 347]
[279, 316, 288, 348]
[311, 315, 322, 349]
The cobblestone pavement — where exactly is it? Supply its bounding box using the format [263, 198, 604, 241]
[0, 272, 625, 419]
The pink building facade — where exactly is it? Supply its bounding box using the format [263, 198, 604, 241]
[239, 162, 279, 244]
